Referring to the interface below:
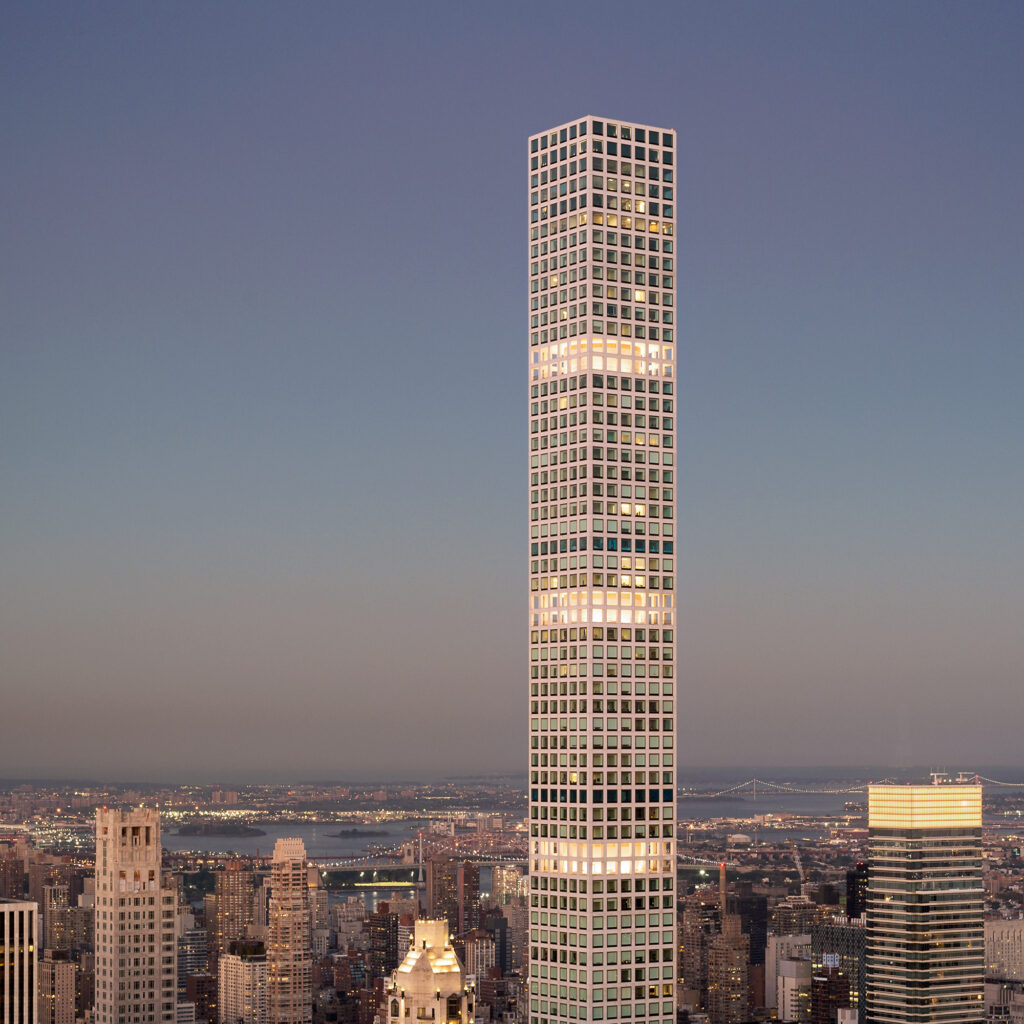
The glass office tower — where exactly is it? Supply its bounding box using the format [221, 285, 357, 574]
[866, 784, 984, 1024]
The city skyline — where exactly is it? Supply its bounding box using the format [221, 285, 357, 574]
[4, 2, 1024, 780]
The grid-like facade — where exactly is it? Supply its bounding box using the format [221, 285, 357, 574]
[866, 785, 984, 1024]
[266, 840, 311, 1024]
[210, 861, 254, 971]
[527, 116, 677, 1024]
[219, 950, 267, 1024]
[811, 919, 866, 1013]
[93, 808, 177, 1024]
[38, 951, 75, 1024]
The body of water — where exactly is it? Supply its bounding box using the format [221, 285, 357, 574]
[161, 794, 861, 859]
[678, 791, 860, 821]
[160, 773, 1018, 859]
[161, 820, 428, 859]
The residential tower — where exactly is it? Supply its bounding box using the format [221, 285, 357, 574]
[528, 115, 678, 1024]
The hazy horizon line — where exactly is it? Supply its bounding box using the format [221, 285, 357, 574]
[5, 763, 1024, 789]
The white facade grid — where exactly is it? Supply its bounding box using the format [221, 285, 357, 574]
[218, 952, 267, 1024]
[527, 116, 678, 1024]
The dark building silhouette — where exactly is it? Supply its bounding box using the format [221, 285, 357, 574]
[482, 912, 510, 976]
[425, 858, 480, 937]
[478, 966, 514, 1019]
[0, 853, 23, 899]
[75, 952, 95, 1019]
[816, 884, 841, 908]
[811, 968, 850, 1024]
[727, 882, 768, 966]
[845, 863, 868, 920]
[367, 904, 399, 980]
[185, 972, 217, 1024]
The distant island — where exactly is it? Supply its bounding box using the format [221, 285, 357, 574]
[175, 823, 266, 837]
[333, 828, 390, 838]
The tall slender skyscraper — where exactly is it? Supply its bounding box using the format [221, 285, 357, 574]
[93, 808, 177, 1024]
[266, 840, 311, 1024]
[528, 116, 677, 1024]
[209, 861, 255, 973]
[866, 783, 984, 1024]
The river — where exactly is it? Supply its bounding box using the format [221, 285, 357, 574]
[161, 820, 429, 859]
[160, 792, 860, 860]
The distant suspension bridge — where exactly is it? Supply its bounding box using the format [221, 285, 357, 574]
[685, 772, 1024, 799]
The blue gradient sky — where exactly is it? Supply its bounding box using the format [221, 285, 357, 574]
[3, 2, 1023, 781]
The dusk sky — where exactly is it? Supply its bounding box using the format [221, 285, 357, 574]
[3, 2, 1023, 781]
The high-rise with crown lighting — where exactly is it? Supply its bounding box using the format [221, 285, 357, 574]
[527, 116, 677, 1024]
[866, 784, 984, 1024]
